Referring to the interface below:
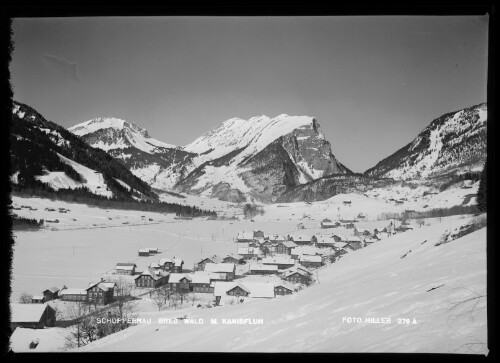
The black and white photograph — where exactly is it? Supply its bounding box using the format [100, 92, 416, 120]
[5, 10, 491, 354]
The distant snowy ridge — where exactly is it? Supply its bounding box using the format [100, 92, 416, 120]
[70, 114, 350, 203]
[365, 103, 487, 180]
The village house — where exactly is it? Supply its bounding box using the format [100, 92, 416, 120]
[194, 270, 227, 284]
[138, 248, 150, 257]
[196, 256, 223, 271]
[288, 234, 314, 246]
[320, 219, 339, 229]
[268, 234, 287, 243]
[149, 262, 161, 270]
[42, 287, 59, 301]
[167, 273, 192, 292]
[86, 280, 117, 306]
[159, 258, 183, 273]
[190, 274, 213, 293]
[283, 269, 311, 284]
[274, 282, 294, 296]
[58, 288, 87, 302]
[344, 236, 363, 250]
[134, 268, 169, 289]
[115, 263, 137, 275]
[299, 255, 323, 269]
[237, 231, 255, 242]
[344, 223, 355, 229]
[249, 264, 279, 275]
[213, 281, 275, 305]
[204, 263, 236, 280]
[275, 241, 298, 255]
[363, 237, 378, 247]
[343, 200, 352, 205]
[11, 303, 56, 331]
[222, 254, 245, 265]
[314, 235, 337, 248]
[262, 256, 296, 270]
[290, 246, 324, 260]
[31, 296, 46, 304]
[260, 239, 274, 253]
[147, 248, 159, 254]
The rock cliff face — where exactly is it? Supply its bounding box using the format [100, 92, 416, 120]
[365, 103, 487, 181]
[70, 114, 351, 203]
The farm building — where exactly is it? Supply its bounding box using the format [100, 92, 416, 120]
[226, 284, 250, 297]
[147, 248, 159, 254]
[42, 287, 60, 301]
[190, 274, 213, 293]
[261, 257, 295, 270]
[59, 288, 87, 302]
[314, 235, 337, 248]
[268, 234, 287, 243]
[249, 264, 279, 275]
[204, 263, 236, 280]
[86, 280, 117, 306]
[344, 236, 363, 250]
[344, 223, 355, 229]
[167, 274, 192, 292]
[138, 248, 150, 257]
[237, 231, 255, 242]
[159, 258, 184, 273]
[31, 296, 46, 304]
[11, 303, 56, 331]
[299, 255, 323, 269]
[259, 240, 275, 253]
[193, 270, 227, 283]
[115, 263, 137, 275]
[134, 268, 169, 289]
[364, 238, 378, 247]
[275, 241, 297, 255]
[321, 219, 340, 228]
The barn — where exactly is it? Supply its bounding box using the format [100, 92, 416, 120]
[11, 303, 56, 331]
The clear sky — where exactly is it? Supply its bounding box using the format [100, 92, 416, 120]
[10, 16, 488, 172]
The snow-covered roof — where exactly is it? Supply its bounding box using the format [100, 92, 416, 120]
[159, 258, 174, 265]
[238, 247, 259, 255]
[262, 257, 295, 265]
[138, 248, 150, 253]
[278, 241, 297, 248]
[213, 281, 275, 298]
[32, 295, 44, 300]
[204, 263, 235, 273]
[59, 288, 87, 295]
[268, 234, 287, 241]
[115, 265, 135, 271]
[299, 255, 322, 263]
[223, 254, 244, 261]
[315, 236, 337, 244]
[249, 264, 279, 271]
[11, 303, 50, 323]
[174, 258, 183, 267]
[168, 273, 192, 283]
[190, 274, 211, 284]
[289, 234, 313, 242]
[43, 287, 59, 294]
[87, 281, 116, 291]
[291, 246, 323, 256]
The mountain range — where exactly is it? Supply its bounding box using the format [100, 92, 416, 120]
[10, 101, 487, 204]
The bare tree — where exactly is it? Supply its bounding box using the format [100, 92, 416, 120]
[189, 292, 198, 306]
[151, 288, 170, 311]
[19, 292, 33, 304]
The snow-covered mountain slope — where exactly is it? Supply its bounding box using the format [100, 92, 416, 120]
[76, 217, 487, 353]
[70, 114, 350, 203]
[10, 101, 155, 200]
[365, 103, 487, 180]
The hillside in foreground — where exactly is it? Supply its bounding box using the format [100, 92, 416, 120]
[75, 216, 487, 353]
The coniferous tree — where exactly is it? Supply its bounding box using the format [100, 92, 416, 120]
[477, 162, 487, 212]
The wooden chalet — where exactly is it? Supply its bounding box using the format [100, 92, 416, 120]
[86, 280, 116, 305]
[226, 284, 250, 297]
[283, 270, 310, 284]
[344, 236, 363, 250]
[275, 241, 298, 255]
[11, 303, 56, 331]
[190, 274, 213, 293]
[135, 268, 169, 289]
[344, 223, 355, 229]
[237, 246, 260, 260]
[42, 287, 60, 301]
[159, 258, 183, 273]
[147, 248, 159, 254]
[314, 235, 337, 248]
[196, 256, 223, 271]
[288, 234, 314, 246]
[115, 263, 137, 275]
[268, 234, 287, 243]
[274, 283, 294, 296]
[167, 274, 192, 292]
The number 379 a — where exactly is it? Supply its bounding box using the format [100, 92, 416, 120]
[397, 318, 418, 324]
